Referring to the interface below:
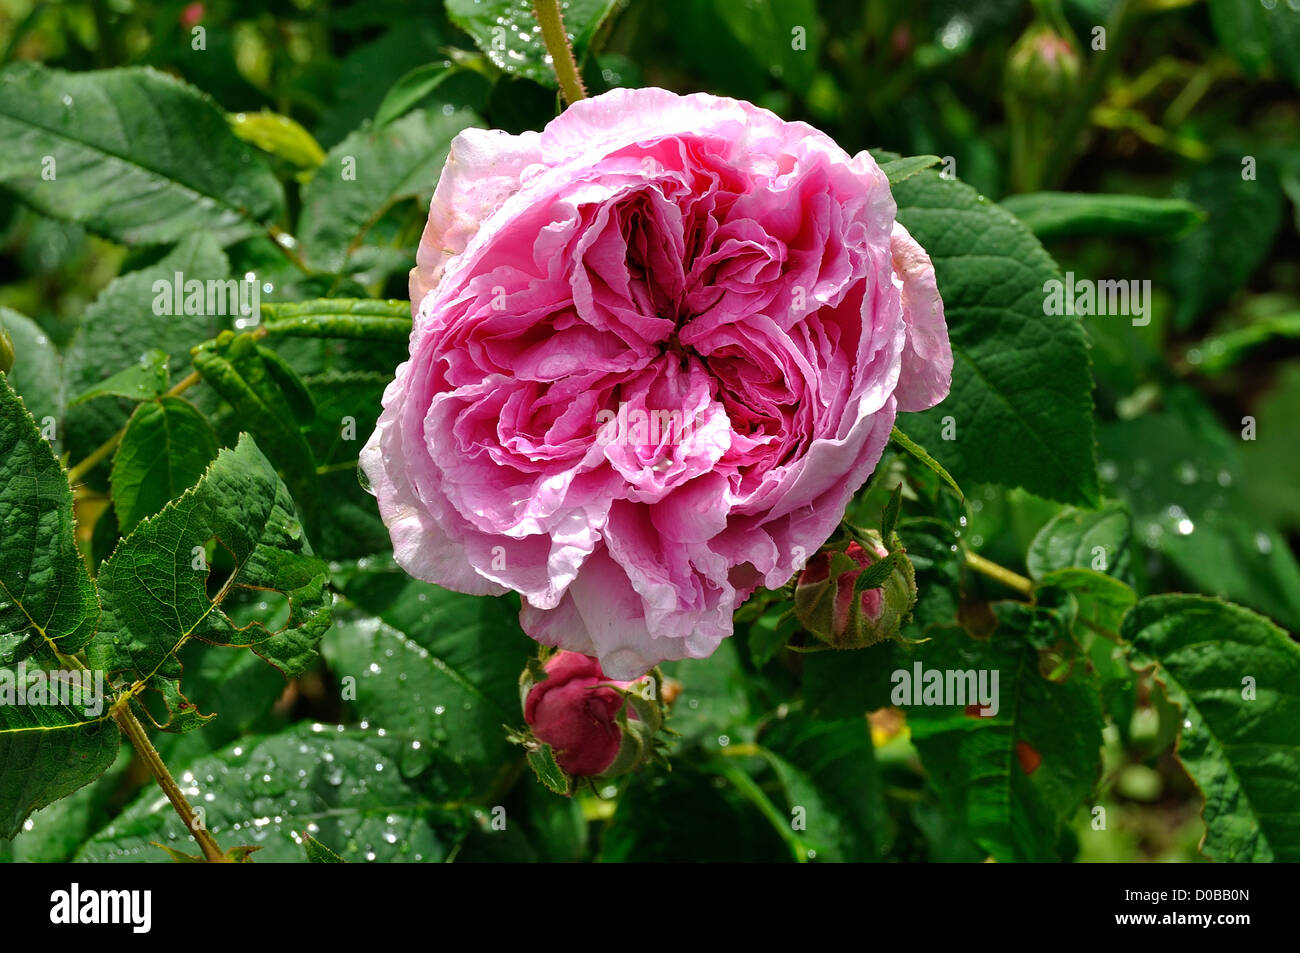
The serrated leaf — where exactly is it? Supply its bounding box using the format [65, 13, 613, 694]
[69, 349, 169, 407]
[77, 725, 465, 862]
[902, 618, 1104, 862]
[999, 192, 1205, 239]
[297, 108, 481, 273]
[0, 63, 284, 245]
[88, 434, 330, 729]
[324, 572, 534, 794]
[1026, 500, 1134, 584]
[892, 170, 1099, 506]
[64, 235, 231, 470]
[261, 298, 412, 341]
[0, 307, 62, 428]
[110, 396, 220, 534]
[446, 0, 620, 89]
[0, 372, 117, 838]
[526, 745, 570, 796]
[1123, 595, 1300, 862]
[192, 331, 320, 526]
[761, 714, 885, 861]
[879, 154, 942, 186]
[302, 833, 346, 862]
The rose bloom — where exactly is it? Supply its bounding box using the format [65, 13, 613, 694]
[361, 87, 951, 679]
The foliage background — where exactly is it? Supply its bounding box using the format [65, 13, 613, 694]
[0, 0, 1297, 863]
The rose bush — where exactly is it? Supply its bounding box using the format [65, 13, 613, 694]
[361, 86, 952, 679]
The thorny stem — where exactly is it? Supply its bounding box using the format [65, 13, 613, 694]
[112, 698, 229, 862]
[533, 0, 587, 105]
[963, 550, 1035, 599]
[65, 368, 202, 485]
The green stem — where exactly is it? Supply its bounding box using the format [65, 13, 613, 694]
[532, 0, 587, 105]
[963, 551, 1034, 598]
[112, 700, 229, 862]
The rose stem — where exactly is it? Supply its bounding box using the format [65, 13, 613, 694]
[112, 697, 230, 862]
[963, 551, 1034, 598]
[533, 0, 587, 105]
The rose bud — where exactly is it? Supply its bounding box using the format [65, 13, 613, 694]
[794, 531, 916, 649]
[521, 651, 662, 783]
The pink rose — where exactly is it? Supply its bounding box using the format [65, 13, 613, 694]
[361, 87, 951, 679]
[523, 652, 631, 777]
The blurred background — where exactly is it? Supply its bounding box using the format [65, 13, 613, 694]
[1, 0, 1297, 862]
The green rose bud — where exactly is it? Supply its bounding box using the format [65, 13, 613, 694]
[794, 530, 917, 649]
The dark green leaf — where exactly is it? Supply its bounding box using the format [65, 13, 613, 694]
[1123, 595, 1300, 862]
[446, 0, 621, 88]
[999, 192, 1204, 239]
[110, 397, 219, 534]
[893, 171, 1100, 506]
[69, 349, 169, 407]
[261, 298, 412, 341]
[0, 64, 284, 245]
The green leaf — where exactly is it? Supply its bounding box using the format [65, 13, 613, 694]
[1169, 155, 1284, 329]
[1026, 500, 1134, 584]
[302, 833, 346, 863]
[1037, 568, 1136, 636]
[879, 155, 942, 186]
[325, 571, 534, 794]
[109, 396, 220, 534]
[660, 640, 751, 744]
[761, 713, 886, 862]
[881, 482, 903, 537]
[1099, 403, 1300, 631]
[0, 372, 118, 838]
[889, 427, 963, 500]
[296, 108, 481, 273]
[1189, 311, 1300, 375]
[227, 110, 325, 170]
[446, 0, 621, 88]
[892, 170, 1100, 506]
[0, 307, 62, 428]
[88, 434, 331, 729]
[64, 234, 231, 468]
[69, 349, 169, 407]
[374, 65, 486, 130]
[999, 192, 1205, 240]
[2, 748, 129, 861]
[0, 64, 284, 245]
[261, 298, 412, 341]
[1209, 0, 1300, 88]
[1123, 595, 1300, 861]
[902, 619, 1105, 862]
[191, 331, 320, 526]
[526, 745, 570, 796]
[77, 725, 465, 862]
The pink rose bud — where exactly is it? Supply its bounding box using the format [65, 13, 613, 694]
[179, 2, 204, 28]
[522, 651, 661, 780]
[794, 531, 916, 649]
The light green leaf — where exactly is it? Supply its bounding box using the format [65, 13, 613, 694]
[889, 426, 963, 500]
[1026, 500, 1134, 584]
[446, 0, 621, 88]
[1123, 595, 1300, 862]
[69, 349, 169, 407]
[297, 108, 481, 273]
[228, 110, 325, 170]
[110, 396, 220, 534]
[261, 298, 412, 341]
[374, 65, 489, 129]
[77, 725, 465, 862]
[0, 63, 284, 245]
[88, 434, 331, 729]
[1000, 192, 1205, 239]
[0, 372, 117, 838]
[892, 170, 1100, 506]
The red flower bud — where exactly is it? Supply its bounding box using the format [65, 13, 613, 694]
[523, 652, 629, 777]
[794, 531, 917, 649]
